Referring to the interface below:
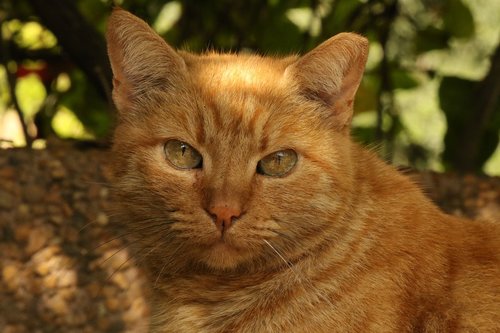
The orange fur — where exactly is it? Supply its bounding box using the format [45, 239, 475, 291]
[107, 8, 500, 332]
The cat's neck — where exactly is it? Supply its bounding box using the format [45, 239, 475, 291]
[350, 143, 437, 216]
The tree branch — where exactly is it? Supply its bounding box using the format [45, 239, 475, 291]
[457, 41, 500, 171]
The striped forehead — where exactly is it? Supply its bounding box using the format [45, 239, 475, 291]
[188, 59, 287, 144]
[197, 84, 270, 148]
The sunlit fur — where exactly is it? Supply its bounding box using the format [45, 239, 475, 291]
[107, 8, 500, 333]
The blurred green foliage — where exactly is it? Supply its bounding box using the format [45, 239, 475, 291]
[0, 0, 499, 173]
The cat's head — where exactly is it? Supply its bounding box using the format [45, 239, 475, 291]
[106, 8, 368, 273]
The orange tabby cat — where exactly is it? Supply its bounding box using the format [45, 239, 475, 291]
[106, 8, 500, 333]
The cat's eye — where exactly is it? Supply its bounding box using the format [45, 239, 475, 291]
[257, 149, 297, 177]
[164, 140, 203, 169]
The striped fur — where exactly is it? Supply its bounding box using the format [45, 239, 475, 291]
[107, 8, 500, 332]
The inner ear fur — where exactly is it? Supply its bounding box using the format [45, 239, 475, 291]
[106, 8, 187, 112]
[286, 33, 369, 131]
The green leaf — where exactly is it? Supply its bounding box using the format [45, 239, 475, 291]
[352, 126, 377, 145]
[415, 26, 450, 53]
[59, 69, 111, 138]
[443, 0, 475, 39]
[256, 17, 302, 54]
[439, 76, 475, 122]
[440, 76, 499, 170]
[391, 69, 420, 90]
[322, 0, 364, 34]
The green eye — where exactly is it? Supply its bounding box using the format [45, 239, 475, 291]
[257, 149, 297, 177]
[164, 140, 202, 169]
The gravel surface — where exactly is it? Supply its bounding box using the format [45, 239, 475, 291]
[0, 147, 148, 333]
[0, 147, 499, 332]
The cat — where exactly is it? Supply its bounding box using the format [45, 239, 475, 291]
[106, 8, 500, 333]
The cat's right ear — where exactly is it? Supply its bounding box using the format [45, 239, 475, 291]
[106, 8, 186, 113]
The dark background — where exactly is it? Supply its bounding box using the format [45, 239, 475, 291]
[0, 0, 499, 173]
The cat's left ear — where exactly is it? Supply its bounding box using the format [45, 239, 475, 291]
[285, 33, 368, 131]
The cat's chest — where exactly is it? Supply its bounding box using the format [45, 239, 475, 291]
[156, 299, 310, 333]
[150, 269, 410, 333]
[152, 276, 327, 333]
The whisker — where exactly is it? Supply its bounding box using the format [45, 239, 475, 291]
[263, 239, 300, 280]
[154, 243, 184, 287]
[90, 231, 133, 252]
[106, 241, 158, 282]
[78, 213, 120, 233]
[80, 180, 111, 186]
[91, 216, 178, 254]
[99, 243, 131, 266]
[104, 222, 178, 281]
[104, 226, 175, 286]
[272, 230, 294, 242]
[264, 238, 337, 309]
[154, 261, 168, 287]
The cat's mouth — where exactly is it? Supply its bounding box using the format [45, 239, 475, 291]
[211, 233, 244, 252]
[212, 239, 239, 252]
[199, 236, 254, 269]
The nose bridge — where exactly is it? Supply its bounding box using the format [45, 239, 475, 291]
[203, 160, 252, 234]
[205, 161, 249, 207]
[207, 141, 249, 186]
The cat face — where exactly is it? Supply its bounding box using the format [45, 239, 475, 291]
[107, 9, 368, 272]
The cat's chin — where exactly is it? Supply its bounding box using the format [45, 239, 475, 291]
[200, 240, 253, 270]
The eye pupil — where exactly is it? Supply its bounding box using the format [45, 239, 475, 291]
[164, 140, 203, 170]
[257, 149, 297, 177]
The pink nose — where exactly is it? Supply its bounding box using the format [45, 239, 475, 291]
[208, 204, 241, 234]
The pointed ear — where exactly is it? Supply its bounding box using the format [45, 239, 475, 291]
[285, 33, 368, 131]
[106, 8, 186, 113]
